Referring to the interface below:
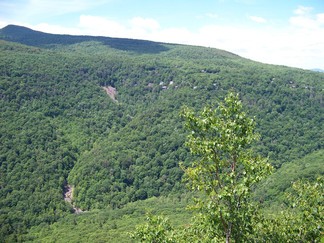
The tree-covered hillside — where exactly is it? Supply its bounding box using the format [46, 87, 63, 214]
[0, 25, 323, 241]
[254, 149, 324, 206]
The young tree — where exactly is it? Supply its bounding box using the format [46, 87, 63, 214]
[180, 92, 273, 242]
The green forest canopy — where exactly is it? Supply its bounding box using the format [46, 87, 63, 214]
[0, 25, 323, 241]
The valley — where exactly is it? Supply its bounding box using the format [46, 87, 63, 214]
[0, 25, 323, 242]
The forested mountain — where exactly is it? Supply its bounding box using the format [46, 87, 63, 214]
[0, 25, 323, 241]
[0, 24, 169, 53]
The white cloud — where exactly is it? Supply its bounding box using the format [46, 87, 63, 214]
[317, 13, 324, 24]
[78, 15, 127, 37]
[27, 0, 109, 15]
[294, 6, 313, 15]
[206, 13, 219, 19]
[76, 16, 160, 39]
[290, 5, 324, 29]
[290, 6, 320, 29]
[33, 23, 82, 35]
[130, 17, 160, 31]
[151, 27, 195, 45]
[0, 20, 9, 28]
[235, 0, 257, 4]
[128, 17, 160, 39]
[248, 15, 267, 23]
[289, 15, 316, 29]
[0, 0, 111, 21]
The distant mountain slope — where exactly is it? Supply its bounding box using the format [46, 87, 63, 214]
[0, 24, 169, 53]
[0, 24, 241, 59]
[254, 149, 324, 206]
[311, 68, 324, 73]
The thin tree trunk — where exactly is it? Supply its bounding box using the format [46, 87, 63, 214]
[226, 223, 232, 243]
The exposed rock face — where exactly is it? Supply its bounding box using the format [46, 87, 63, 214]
[102, 86, 117, 101]
[64, 185, 83, 214]
[64, 185, 73, 203]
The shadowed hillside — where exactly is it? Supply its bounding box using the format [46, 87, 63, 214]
[0, 24, 170, 54]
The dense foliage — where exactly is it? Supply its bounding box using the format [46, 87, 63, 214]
[254, 149, 324, 206]
[132, 176, 323, 242]
[132, 94, 322, 242]
[25, 196, 192, 242]
[0, 25, 323, 241]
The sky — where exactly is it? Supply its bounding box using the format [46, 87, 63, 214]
[0, 0, 324, 70]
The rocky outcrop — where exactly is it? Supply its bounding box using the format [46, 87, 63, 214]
[102, 86, 117, 101]
[64, 185, 83, 214]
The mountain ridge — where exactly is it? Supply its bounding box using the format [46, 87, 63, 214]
[0, 24, 240, 58]
[0, 24, 170, 54]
